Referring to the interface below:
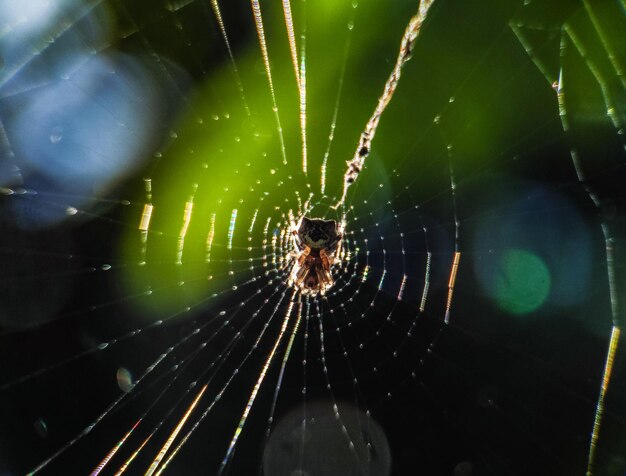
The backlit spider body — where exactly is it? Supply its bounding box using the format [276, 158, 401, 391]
[287, 216, 344, 295]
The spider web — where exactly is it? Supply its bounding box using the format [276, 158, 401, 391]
[0, 0, 625, 475]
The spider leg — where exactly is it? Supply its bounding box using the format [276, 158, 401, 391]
[298, 245, 311, 266]
[319, 248, 331, 272]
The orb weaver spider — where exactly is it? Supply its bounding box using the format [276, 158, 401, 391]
[286, 216, 345, 296]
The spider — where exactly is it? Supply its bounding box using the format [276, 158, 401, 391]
[286, 216, 344, 296]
